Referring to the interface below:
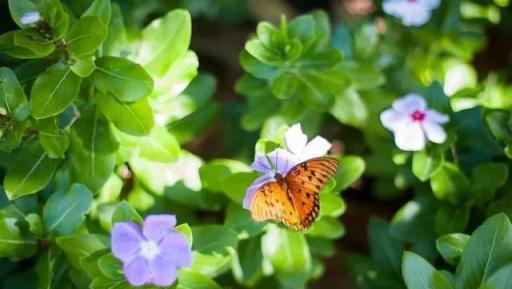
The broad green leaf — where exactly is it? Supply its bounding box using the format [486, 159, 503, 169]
[96, 93, 154, 136]
[37, 117, 69, 158]
[436, 233, 470, 265]
[36, 247, 59, 289]
[368, 218, 403, 274]
[8, 0, 39, 28]
[190, 251, 232, 278]
[479, 265, 512, 289]
[4, 142, 60, 199]
[0, 215, 37, 260]
[0, 31, 46, 59]
[0, 67, 29, 121]
[430, 162, 469, 204]
[73, 106, 119, 155]
[192, 225, 238, 255]
[94, 57, 154, 102]
[111, 201, 142, 224]
[320, 193, 346, 218]
[68, 135, 115, 192]
[221, 172, 259, 203]
[412, 149, 444, 182]
[25, 213, 43, 236]
[402, 252, 454, 289]
[167, 103, 218, 144]
[14, 31, 55, 56]
[232, 237, 263, 284]
[469, 163, 508, 202]
[138, 9, 192, 76]
[43, 183, 93, 235]
[224, 205, 265, 238]
[70, 55, 96, 78]
[90, 277, 130, 289]
[261, 224, 311, 282]
[177, 269, 223, 289]
[334, 155, 365, 191]
[455, 213, 512, 289]
[151, 50, 199, 99]
[97, 253, 123, 280]
[114, 125, 179, 162]
[102, 4, 125, 56]
[83, 0, 111, 25]
[56, 234, 109, 268]
[30, 62, 81, 119]
[435, 205, 469, 235]
[307, 217, 344, 239]
[40, 0, 70, 40]
[330, 87, 368, 128]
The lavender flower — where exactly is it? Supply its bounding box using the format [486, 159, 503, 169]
[20, 11, 41, 25]
[111, 214, 192, 287]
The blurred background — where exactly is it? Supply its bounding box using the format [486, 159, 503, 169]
[1, 0, 512, 288]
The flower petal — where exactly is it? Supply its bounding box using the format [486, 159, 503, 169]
[149, 255, 177, 286]
[143, 215, 177, 242]
[267, 148, 297, 174]
[124, 256, 150, 286]
[301, 136, 331, 161]
[394, 122, 426, 151]
[380, 108, 409, 131]
[111, 222, 143, 263]
[425, 109, 449, 124]
[250, 154, 273, 174]
[401, 8, 431, 26]
[159, 232, 192, 267]
[392, 94, 427, 114]
[284, 123, 308, 156]
[243, 174, 274, 209]
[422, 121, 447, 144]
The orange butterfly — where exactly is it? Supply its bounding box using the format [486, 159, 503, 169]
[248, 157, 339, 231]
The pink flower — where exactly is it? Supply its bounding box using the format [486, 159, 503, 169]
[380, 94, 449, 151]
[111, 215, 192, 287]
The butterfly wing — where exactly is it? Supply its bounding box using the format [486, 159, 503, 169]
[285, 157, 339, 230]
[249, 181, 303, 230]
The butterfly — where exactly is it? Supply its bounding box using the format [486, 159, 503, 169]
[248, 157, 339, 231]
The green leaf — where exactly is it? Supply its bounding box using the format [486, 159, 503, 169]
[221, 172, 259, 203]
[177, 269, 223, 289]
[68, 134, 115, 192]
[40, 0, 70, 40]
[307, 217, 344, 239]
[73, 106, 119, 155]
[138, 9, 191, 76]
[192, 225, 238, 255]
[0, 215, 37, 260]
[111, 201, 142, 224]
[455, 213, 512, 289]
[56, 234, 109, 268]
[14, 31, 55, 57]
[436, 233, 470, 265]
[102, 4, 125, 56]
[412, 149, 444, 182]
[94, 57, 154, 102]
[469, 163, 508, 203]
[334, 155, 365, 191]
[224, 205, 265, 238]
[390, 195, 436, 242]
[43, 183, 93, 235]
[176, 223, 193, 245]
[36, 247, 59, 289]
[330, 87, 368, 128]
[430, 162, 469, 204]
[479, 265, 512, 289]
[368, 218, 403, 274]
[8, 0, 39, 28]
[402, 252, 454, 289]
[435, 205, 470, 235]
[30, 62, 82, 119]
[0, 31, 44, 59]
[90, 277, 130, 289]
[232, 237, 263, 283]
[0, 67, 29, 120]
[97, 253, 123, 280]
[320, 193, 346, 218]
[4, 142, 60, 200]
[37, 117, 69, 158]
[96, 93, 154, 136]
[25, 213, 43, 236]
[70, 55, 96, 78]
[190, 251, 232, 278]
[118, 125, 179, 162]
[83, 0, 111, 25]
[424, 81, 451, 114]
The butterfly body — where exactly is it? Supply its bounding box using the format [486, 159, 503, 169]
[248, 157, 339, 231]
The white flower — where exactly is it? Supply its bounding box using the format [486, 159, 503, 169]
[383, 0, 440, 26]
[20, 11, 41, 25]
[380, 94, 449, 151]
[284, 123, 331, 164]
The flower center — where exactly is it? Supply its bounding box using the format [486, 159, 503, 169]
[139, 240, 160, 260]
[410, 110, 426, 122]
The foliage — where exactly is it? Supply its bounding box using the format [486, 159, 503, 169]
[0, 0, 512, 289]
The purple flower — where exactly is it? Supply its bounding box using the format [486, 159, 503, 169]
[284, 123, 331, 163]
[111, 215, 192, 287]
